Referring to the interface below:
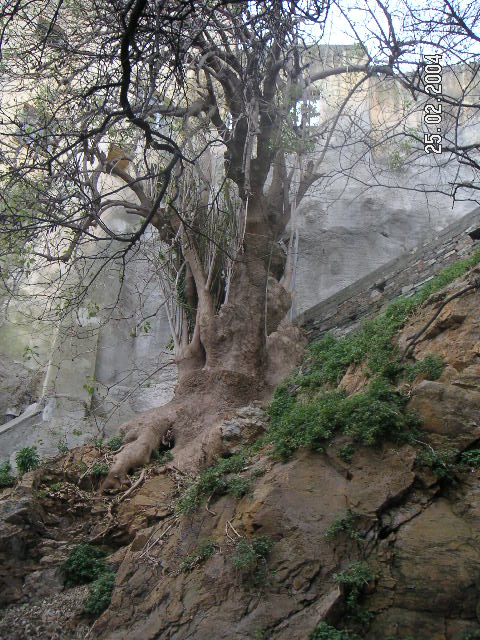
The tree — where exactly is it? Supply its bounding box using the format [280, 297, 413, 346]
[0, 0, 479, 488]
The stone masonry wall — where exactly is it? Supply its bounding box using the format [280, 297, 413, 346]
[298, 207, 480, 341]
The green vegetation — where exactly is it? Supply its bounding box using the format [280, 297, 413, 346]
[323, 510, 363, 543]
[151, 448, 173, 464]
[310, 622, 359, 640]
[176, 451, 251, 513]
[56, 437, 69, 454]
[180, 539, 217, 573]
[267, 250, 480, 462]
[15, 446, 40, 474]
[83, 569, 116, 616]
[268, 378, 421, 461]
[404, 354, 444, 383]
[61, 543, 108, 587]
[338, 444, 355, 463]
[105, 430, 126, 451]
[460, 631, 480, 640]
[335, 561, 373, 614]
[91, 436, 104, 449]
[0, 461, 16, 488]
[232, 535, 273, 585]
[418, 446, 480, 482]
[418, 447, 459, 482]
[460, 448, 480, 468]
[90, 462, 109, 477]
[62, 542, 116, 617]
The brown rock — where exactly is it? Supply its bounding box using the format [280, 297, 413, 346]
[392, 499, 480, 616]
[408, 380, 480, 448]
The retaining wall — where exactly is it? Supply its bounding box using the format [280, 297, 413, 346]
[298, 207, 480, 341]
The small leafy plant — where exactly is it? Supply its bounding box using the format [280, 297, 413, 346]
[83, 569, 116, 616]
[338, 444, 355, 463]
[335, 561, 373, 613]
[177, 451, 251, 513]
[180, 539, 217, 573]
[15, 446, 40, 474]
[105, 430, 126, 451]
[404, 354, 444, 383]
[232, 535, 273, 585]
[151, 449, 173, 464]
[460, 448, 480, 468]
[90, 462, 109, 477]
[0, 461, 16, 488]
[310, 622, 359, 639]
[323, 510, 363, 543]
[61, 543, 108, 587]
[417, 446, 459, 482]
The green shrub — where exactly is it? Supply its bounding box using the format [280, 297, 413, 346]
[338, 444, 355, 463]
[105, 430, 125, 451]
[0, 461, 16, 488]
[310, 622, 359, 639]
[180, 539, 217, 573]
[90, 462, 109, 477]
[417, 447, 459, 482]
[83, 569, 115, 616]
[268, 378, 420, 460]
[335, 561, 373, 612]
[232, 535, 273, 585]
[151, 449, 173, 464]
[323, 510, 362, 542]
[61, 543, 108, 587]
[405, 354, 444, 383]
[91, 436, 104, 449]
[460, 631, 480, 640]
[176, 451, 250, 513]
[460, 448, 480, 468]
[15, 446, 40, 474]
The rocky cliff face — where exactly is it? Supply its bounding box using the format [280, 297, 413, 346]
[1, 266, 480, 639]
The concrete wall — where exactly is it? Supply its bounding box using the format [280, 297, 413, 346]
[298, 207, 480, 341]
[292, 48, 480, 316]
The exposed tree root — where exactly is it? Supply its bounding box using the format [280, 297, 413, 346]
[101, 327, 306, 492]
[401, 278, 480, 360]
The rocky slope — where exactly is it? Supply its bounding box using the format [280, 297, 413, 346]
[1, 264, 480, 639]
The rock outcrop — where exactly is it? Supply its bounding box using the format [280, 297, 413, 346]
[2, 270, 480, 639]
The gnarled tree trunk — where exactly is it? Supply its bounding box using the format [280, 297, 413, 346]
[102, 197, 302, 490]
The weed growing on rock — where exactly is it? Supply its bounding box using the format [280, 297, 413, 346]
[61, 543, 108, 586]
[268, 378, 420, 460]
[404, 353, 444, 383]
[151, 449, 173, 464]
[15, 446, 40, 474]
[176, 451, 251, 513]
[335, 561, 373, 614]
[338, 444, 355, 463]
[417, 445, 480, 482]
[266, 252, 480, 463]
[90, 462, 109, 477]
[232, 535, 273, 585]
[83, 569, 116, 616]
[310, 622, 359, 639]
[461, 448, 480, 467]
[460, 631, 480, 640]
[180, 539, 217, 572]
[417, 447, 460, 482]
[323, 510, 363, 543]
[0, 461, 15, 487]
[105, 430, 126, 451]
